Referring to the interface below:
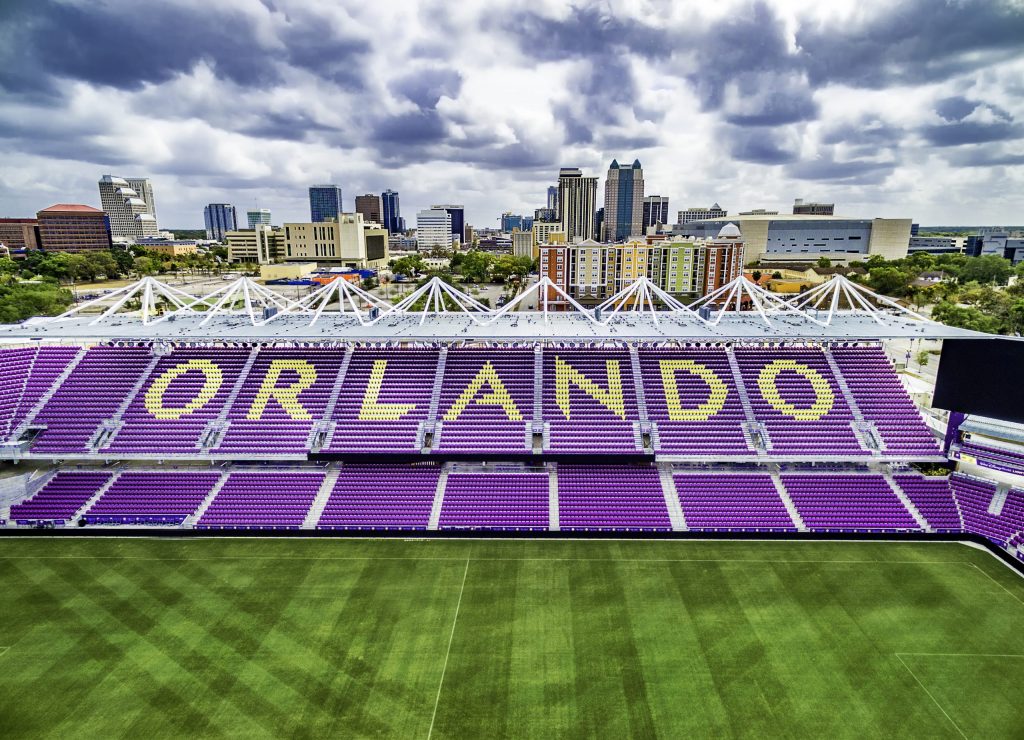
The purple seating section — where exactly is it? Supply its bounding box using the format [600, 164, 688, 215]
[7, 466, 1023, 555]
[435, 350, 533, 454]
[216, 349, 346, 455]
[84, 471, 222, 524]
[317, 465, 440, 530]
[558, 464, 671, 530]
[640, 348, 749, 455]
[439, 472, 549, 530]
[674, 473, 795, 531]
[2, 343, 945, 461]
[949, 474, 1024, 549]
[30, 346, 153, 454]
[783, 473, 919, 531]
[107, 348, 250, 454]
[895, 473, 961, 532]
[734, 347, 863, 456]
[0, 347, 81, 439]
[831, 346, 941, 457]
[544, 350, 639, 454]
[324, 348, 438, 453]
[9, 471, 111, 522]
[197, 471, 324, 529]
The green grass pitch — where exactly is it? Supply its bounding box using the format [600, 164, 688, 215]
[1, 537, 1023, 738]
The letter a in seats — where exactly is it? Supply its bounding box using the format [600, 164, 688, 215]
[247, 359, 318, 420]
[358, 360, 417, 421]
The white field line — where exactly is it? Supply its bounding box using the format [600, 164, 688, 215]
[970, 563, 1024, 607]
[896, 652, 1024, 659]
[427, 557, 470, 740]
[0, 647, 8, 658]
[895, 653, 967, 740]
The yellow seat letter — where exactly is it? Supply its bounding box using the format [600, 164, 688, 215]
[659, 359, 728, 421]
[358, 360, 417, 421]
[144, 359, 223, 420]
[554, 356, 625, 420]
[247, 359, 318, 420]
[443, 361, 523, 421]
[757, 359, 834, 420]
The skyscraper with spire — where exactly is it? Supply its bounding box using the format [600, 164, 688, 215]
[601, 159, 644, 242]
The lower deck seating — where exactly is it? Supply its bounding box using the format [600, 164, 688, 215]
[439, 471, 549, 530]
[84, 471, 221, 524]
[950, 474, 1024, 548]
[317, 465, 440, 530]
[894, 473, 961, 532]
[197, 471, 324, 529]
[558, 465, 671, 531]
[782, 473, 919, 531]
[674, 473, 794, 531]
[9, 471, 111, 523]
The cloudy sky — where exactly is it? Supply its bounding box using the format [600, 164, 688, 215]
[1, 0, 1023, 229]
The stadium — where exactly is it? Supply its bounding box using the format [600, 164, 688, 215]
[1, 272, 1023, 736]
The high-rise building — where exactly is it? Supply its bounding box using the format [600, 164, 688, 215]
[547, 185, 558, 211]
[557, 167, 598, 242]
[309, 184, 343, 222]
[432, 204, 465, 247]
[203, 203, 237, 242]
[511, 230, 533, 258]
[36, 204, 113, 253]
[381, 189, 402, 234]
[501, 212, 525, 232]
[247, 209, 272, 229]
[534, 207, 557, 222]
[417, 208, 453, 250]
[643, 195, 670, 232]
[678, 203, 726, 224]
[793, 199, 835, 216]
[98, 175, 158, 240]
[354, 194, 383, 224]
[0, 218, 41, 255]
[602, 159, 644, 242]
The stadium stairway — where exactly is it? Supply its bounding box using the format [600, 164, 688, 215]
[770, 469, 807, 531]
[725, 347, 767, 454]
[427, 467, 449, 530]
[184, 471, 231, 528]
[883, 470, 933, 532]
[70, 470, 122, 525]
[628, 346, 650, 423]
[988, 485, 1010, 515]
[204, 347, 261, 450]
[824, 348, 884, 455]
[302, 466, 340, 529]
[657, 463, 687, 531]
[8, 347, 88, 442]
[548, 464, 559, 530]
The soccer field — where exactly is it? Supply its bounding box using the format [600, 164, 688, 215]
[1, 538, 1022, 738]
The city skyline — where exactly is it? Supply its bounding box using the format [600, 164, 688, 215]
[0, 1, 1022, 228]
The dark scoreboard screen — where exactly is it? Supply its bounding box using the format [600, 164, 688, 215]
[933, 338, 1024, 424]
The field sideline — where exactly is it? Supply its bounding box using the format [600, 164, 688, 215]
[1, 538, 1022, 738]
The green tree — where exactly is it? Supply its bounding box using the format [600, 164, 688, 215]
[0, 282, 74, 322]
[916, 350, 930, 368]
[390, 254, 426, 277]
[751, 270, 762, 282]
[959, 254, 1014, 285]
[867, 267, 912, 297]
[816, 256, 832, 268]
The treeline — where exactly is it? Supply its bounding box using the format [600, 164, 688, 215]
[389, 251, 535, 284]
[0, 245, 232, 323]
[846, 252, 1024, 335]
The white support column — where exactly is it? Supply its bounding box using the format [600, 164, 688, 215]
[548, 464, 559, 531]
[427, 466, 449, 531]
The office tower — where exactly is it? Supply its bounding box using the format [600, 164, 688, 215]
[36, 204, 113, 253]
[594, 208, 604, 242]
[432, 204, 465, 246]
[203, 203, 237, 242]
[501, 212, 525, 232]
[557, 167, 598, 241]
[643, 195, 670, 231]
[354, 194, 383, 224]
[547, 185, 558, 211]
[381, 189, 402, 234]
[247, 209, 272, 229]
[792, 198, 835, 215]
[417, 208, 453, 250]
[98, 174, 158, 239]
[309, 184, 343, 222]
[602, 159, 644, 242]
